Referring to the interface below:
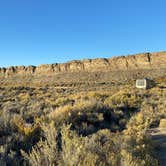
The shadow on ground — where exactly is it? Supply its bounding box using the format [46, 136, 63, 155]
[150, 129, 166, 166]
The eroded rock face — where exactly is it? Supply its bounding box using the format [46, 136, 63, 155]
[0, 51, 166, 77]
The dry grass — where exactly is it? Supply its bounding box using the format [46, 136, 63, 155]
[0, 76, 165, 165]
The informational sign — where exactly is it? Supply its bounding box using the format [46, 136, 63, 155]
[136, 80, 145, 86]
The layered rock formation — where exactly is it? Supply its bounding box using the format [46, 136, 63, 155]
[0, 51, 166, 78]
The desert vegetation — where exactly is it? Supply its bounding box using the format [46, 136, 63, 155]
[0, 76, 165, 165]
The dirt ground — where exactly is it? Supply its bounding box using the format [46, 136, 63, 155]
[150, 127, 166, 166]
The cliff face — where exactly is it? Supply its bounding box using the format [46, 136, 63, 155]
[0, 52, 166, 77]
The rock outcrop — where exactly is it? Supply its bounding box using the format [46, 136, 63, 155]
[0, 51, 166, 78]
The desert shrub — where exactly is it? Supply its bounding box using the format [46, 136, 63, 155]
[87, 91, 109, 101]
[48, 104, 72, 125]
[13, 115, 39, 137]
[21, 122, 122, 166]
[48, 99, 107, 134]
[120, 89, 166, 166]
[0, 77, 165, 165]
[48, 98, 135, 135]
[121, 108, 159, 166]
[18, 92, 31, 103]
[22, 121, 58, 166]
[60, 124, 85, 166]
[104, 89, 142, 108]
[1, 101, 23, 129]
[60, 125, 122, 166]
[55, 97, 74, 107]
[23, 100, 47, 122]
[84, 129, 122, 166]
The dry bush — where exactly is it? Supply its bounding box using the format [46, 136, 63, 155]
[104, 88, 142, 109]
[121, 100, 162, 166]
[0, 76, 165, 165]
[22, 121, 58, 166]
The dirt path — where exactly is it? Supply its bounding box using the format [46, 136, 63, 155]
[149, 128, 166, 166]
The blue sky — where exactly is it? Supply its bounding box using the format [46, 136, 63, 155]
[0, 0, 165, 67]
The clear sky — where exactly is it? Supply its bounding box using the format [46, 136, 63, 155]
[0, 0, 165, 67]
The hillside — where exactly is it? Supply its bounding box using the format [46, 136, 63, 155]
[0, 51, 166, 87]
[1, 52, 166, 76]
[0, 52, 165, 166]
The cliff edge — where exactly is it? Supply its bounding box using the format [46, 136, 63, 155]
[0, 51, 166, 78]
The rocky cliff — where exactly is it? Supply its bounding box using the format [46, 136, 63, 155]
[0, 51, 166, 77]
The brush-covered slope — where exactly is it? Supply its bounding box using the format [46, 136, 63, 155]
[0, 51, 165, 87]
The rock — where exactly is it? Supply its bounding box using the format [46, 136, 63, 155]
[0, 51, 166, 78]
[159, 119, 166, 128]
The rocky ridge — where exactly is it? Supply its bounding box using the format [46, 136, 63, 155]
[0, 52, 166, 78]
